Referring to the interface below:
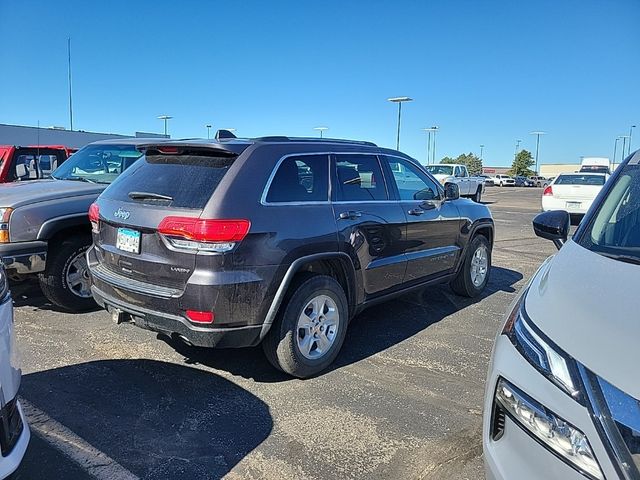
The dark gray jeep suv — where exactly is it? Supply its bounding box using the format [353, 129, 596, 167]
[88, 136, 494, 377]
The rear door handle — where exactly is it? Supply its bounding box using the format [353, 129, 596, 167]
[338, 211, 362, 220]
[408, 208, 424, 216]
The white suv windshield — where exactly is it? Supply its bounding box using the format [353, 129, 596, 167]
[578, 164, 640, 263]
[52, 144, 142, 184]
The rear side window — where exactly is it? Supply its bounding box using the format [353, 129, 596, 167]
[334, 154, 387, 201]
[103, 153, 236, 209]
[266, 155, 329, 203]
[555, 174, 605, 186]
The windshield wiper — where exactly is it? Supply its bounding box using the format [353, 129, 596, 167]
[598, 252, 640, 265]
[63, 177, 97, 184]
[128, 191, 173, 201]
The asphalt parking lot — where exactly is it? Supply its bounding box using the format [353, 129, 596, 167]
[11, 187, 557, 480]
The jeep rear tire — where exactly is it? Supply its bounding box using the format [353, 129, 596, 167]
[450, 235, 491, 298]
[38, 234, 96, 312]
[262, 274, 348, 378]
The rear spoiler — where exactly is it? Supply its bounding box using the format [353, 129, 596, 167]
[137, 140, 250, 156]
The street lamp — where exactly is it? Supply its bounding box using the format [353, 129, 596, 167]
[430, 126, 439, 164]
[480, 144, 485, 162]
[614, 136, 623, 164]
[628, 125, 636, 156]
[530, 131, 546, 175]
[422, 127, 437, 165]
[158, 115, 173, 136]
[314, 126, 329, 138]
[205, 124, 212, 139]
[618, 135, 630, 163]
[388, 96, 413, 150]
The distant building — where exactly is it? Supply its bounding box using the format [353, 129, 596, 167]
[482, 166, 511, 175]
[0, 123, 169, 149]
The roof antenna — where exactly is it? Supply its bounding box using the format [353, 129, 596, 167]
[215, 129, 237, 140]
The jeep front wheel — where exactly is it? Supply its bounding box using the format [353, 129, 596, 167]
[450, 235, 491, 298]
[38, 235, 96, 312]
[262, 274, 348, 378]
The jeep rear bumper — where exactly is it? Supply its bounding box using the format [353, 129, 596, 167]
[0, 241, 47, 274]
[91, 284, 264, 348]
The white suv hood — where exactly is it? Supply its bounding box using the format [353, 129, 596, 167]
[525, 240, 640, 399]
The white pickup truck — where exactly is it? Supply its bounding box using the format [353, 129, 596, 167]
[426, 164, 486, 202]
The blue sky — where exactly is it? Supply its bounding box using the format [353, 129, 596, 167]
[1, 0, 638, 167]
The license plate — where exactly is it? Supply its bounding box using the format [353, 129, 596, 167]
[116, 228, 141, 253]
[566, 201, 581, 209]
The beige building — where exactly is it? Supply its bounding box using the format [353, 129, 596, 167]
[539, 163, 620, 178]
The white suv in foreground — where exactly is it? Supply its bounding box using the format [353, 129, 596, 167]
[484, 150, 640, 480]
[0, 265, 29, 477]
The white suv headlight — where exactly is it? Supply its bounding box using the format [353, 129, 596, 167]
[502, 294, 584, 403]
[494, 378, 603, 480]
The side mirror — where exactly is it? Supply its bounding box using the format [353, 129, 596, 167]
[533, 210, 570, 250]
[15, 164, 27, 179]
[444, 182, 460, 201]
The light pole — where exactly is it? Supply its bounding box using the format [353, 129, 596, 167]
[422, 127, 437, 165]
[388, 97, 413, 150]
[480, 144, 485, 162]
[314, 126, 329, 138]
[613, 136, 623, 164]
[158, 115, 172, 136]
[618, 135, 630, 163]
[629, 125, 636, 156]
[530, 131, 546, 175]
[431, 126, 439, 164]
[206, 124, 212, 139]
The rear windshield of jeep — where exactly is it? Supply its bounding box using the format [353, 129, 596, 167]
[101, 151, 237, 209]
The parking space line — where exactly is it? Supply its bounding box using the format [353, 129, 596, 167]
[20, 399, 140, 480]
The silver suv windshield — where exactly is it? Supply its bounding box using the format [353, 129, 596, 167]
[51, 144, 142, 184]
[578, 163, 640, 264]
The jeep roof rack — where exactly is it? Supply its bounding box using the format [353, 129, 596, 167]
[253, 136, 377, 147]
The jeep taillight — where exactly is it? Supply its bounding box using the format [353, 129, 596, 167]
[157, 217, 250, 253]
[0, 208, 12, 243]
[88, 203, 100, 233]
[543, 186, 553, 196]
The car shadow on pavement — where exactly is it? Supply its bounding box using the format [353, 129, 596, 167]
[16, 359, 273, 480]
[165, 266, 523, 382]
[9, 278, 100, 313]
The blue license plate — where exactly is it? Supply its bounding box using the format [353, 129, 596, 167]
[116, 228, 141, 254]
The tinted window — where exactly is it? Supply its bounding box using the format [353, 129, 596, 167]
[385, 157, 440, 201]
[334, 154, 387, 201]
[102, 153, 236, 209]
[266, 155, 328, 203]
[555, 174, 605, 186]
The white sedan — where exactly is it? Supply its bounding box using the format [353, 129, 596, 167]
[542, 172, 607, 215]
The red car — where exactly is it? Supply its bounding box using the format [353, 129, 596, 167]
[0, 145, 76, 183]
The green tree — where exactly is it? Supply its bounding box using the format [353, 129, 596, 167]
[440, 152, 483, 175]
[510, 149, 535, 176]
